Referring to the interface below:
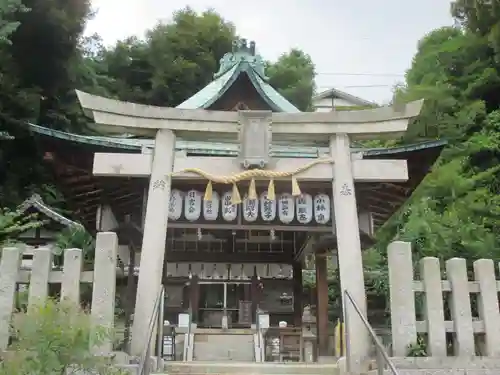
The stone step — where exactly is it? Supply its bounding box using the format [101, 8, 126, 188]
[194, 328, 255, 335]
[162, 361, 340, 375]
[193, 332, 255, 362]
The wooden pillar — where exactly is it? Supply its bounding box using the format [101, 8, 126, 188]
[251, 276, 260, 322]
[243, 283, 251, 301]
[315, 252, 329, 356]
[189, 276, 200, 323]
[131, 129, 176, 355]
[293, 262, 303, 327]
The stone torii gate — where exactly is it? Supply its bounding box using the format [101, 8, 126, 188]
[76, 90, 423, 364]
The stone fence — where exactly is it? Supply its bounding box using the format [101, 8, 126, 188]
[388, 241, 500, 357]
[0, 232, 118, 354]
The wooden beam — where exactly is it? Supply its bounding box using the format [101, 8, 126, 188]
[165, 251, 293, 263]
[167, 222, 332, 233]
[93, 153, 409, 182]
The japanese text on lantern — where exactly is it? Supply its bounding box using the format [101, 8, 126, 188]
[314, 193, 330, 224]
[187, 191, 196, 214]
[296, 194, 312, 224]
[244, 197, 258, 222]
[260, 192, 275, 222]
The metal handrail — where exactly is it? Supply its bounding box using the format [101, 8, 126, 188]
[343, 290, 399, 375]
[138, 286, 165, 375]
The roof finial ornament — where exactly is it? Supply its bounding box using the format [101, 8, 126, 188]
[249, 41, 256, 56]
[214, 38, 266, 79]
[231, 38, 256, 56]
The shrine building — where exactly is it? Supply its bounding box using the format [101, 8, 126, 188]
[13, 39, 445, 362]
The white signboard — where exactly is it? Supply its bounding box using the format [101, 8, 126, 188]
[314, 193, 331, 224]
[258, 313, 270, 329]
[221, 191, 237, 221]
[184, 190, 202, 221]
[243, 195, 259, 222]
[168, 189, 182, 221]
[296, 194, 313, 224]
[203, 191, 219, 221]
[260, 191, 276, 222]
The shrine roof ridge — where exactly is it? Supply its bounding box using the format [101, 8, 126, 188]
[21, 122, 447, 158]
[18, 193, 83, 228]
[176, 38, 299, 112]
[176, 59, 300, 113]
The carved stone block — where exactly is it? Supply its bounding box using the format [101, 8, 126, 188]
[238, 111, 272, 169]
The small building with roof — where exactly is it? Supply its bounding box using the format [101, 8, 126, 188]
[312, 88, 378, 112]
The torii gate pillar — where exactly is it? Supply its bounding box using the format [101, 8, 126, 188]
[130, 129, 175, 355]
[331, 133, 369, 370]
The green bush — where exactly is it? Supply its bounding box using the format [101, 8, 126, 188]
[0, 299, 124, 375]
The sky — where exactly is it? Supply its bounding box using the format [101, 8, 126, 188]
[85, 0, 455, 104]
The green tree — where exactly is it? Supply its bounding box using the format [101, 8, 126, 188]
[7, 0, 92, 129]
[0, 208, 43, 245]
[267, 49, 316, 111]
[0, 0, 26, 45]
[94, 8, 316, 110]
[375, 21, 500, 273]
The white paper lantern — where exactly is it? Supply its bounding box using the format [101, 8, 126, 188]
[314, 193, 331, 224]
[243, 195, 259, 222]
[168, 189, 183, 221]
[203, 191, 219, 221]
[295, 194, 313, 224]
[260, 191, 276, 222]
[221, 191, 238, 221]
[278, 193, 295, 224]
[184, 190, 202, 221]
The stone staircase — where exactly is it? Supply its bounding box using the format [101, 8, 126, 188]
[362, 357, 500, 375]
[192, 329, 255, 362]
[162, 362, 339, 375]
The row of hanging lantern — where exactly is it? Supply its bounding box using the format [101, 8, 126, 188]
[168, 189, 331, 224]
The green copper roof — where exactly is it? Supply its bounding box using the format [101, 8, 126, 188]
[176, 39, 301, 113]
[21, 122, 446, 158]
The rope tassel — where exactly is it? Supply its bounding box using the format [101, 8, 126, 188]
[232, 183, 242, 204]
[204, 180, 213, 201]
[291, 176, 301, 196]
[267, 179, 275, 200]
[248, 178, 257, 200]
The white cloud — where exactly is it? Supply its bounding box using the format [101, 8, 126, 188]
[85, 0, 454, 104]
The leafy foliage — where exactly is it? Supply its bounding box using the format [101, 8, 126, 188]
[0, 0, 27, 45]
[364, 8, 500, 301]
[267, 49, 316, 111]
[54, 226, 95, 267]
[0, 209, 45, 245]
[0, 299, 123, 375]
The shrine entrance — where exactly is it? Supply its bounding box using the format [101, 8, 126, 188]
[198, 281, 252, 328]
[76, 86, 430, 367]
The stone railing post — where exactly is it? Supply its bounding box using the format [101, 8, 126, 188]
[387, 241, 416, 356]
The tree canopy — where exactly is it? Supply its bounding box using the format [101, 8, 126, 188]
[364, 6, 500, 294]
[0, 5, 317, 218]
